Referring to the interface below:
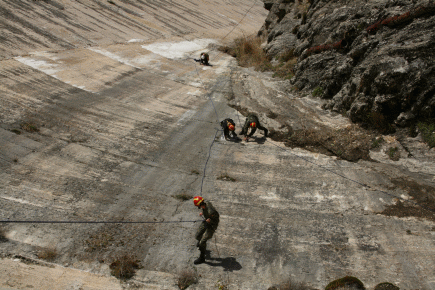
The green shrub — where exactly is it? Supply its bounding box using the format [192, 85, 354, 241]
[312, 87, 323, 97]
[20, 122, 39, 132]
[371, 137, 384, 148]
[325, 276, 365, 290]
[388, 147, 400, 161]
[417, 122, 435, 148]
[374, 282, 399, 290]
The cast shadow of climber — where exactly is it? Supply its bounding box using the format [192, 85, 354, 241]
[204, 251, 242, 272]
[193, 58, 213, 67]
[251, 136, 266, 144]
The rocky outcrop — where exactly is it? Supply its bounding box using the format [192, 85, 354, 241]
[258, 0, 435, 132]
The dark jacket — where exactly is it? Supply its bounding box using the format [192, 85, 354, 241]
[240, 114, 268, 137]
[202, 201, 219, 230]
[220, 118, 236, 139]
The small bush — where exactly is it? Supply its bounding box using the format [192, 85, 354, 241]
[177, 269, 198, 290]
[84, 231, 114, 252]
[217, 173, 236, 182]
[20, 122, 39, 133]
[269, 279, 314, 290]
[173, 193, 193, 201]
[374, 282, 399, 290]
[109, 254, 142, 280]
[0, 226, 7, 242]
[10, 129, 21, 135]
[37, 246, 57, 262]
[417, 122, 435, 148]
[366, 111, 395, 134]
[312, 87, 323, 97]
[191, 169, 200, 175]
[371, 137, 384, 148]
[233, 36, 271, 71]
[388, 147, 400, 161]
[325, 276, 365, 290]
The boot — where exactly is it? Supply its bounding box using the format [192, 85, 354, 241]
[194, 251, 205, 264]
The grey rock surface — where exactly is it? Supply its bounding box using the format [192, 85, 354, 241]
[259, 0, 435, 130]
[0, 0, 434, 290]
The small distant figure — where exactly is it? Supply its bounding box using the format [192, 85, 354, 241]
[239, 113, 268, 141]
[200, 52, 209, 65]
[220, 118, 236, 140]
[193, 196, 219, 264]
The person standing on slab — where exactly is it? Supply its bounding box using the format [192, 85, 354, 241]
[193, 196, 219, 264]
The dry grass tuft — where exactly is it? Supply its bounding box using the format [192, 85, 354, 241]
[217, 173, 236, 182]
[233, 36, 272, 71]
[325, 276, 365, 290]
[173, 193, 193, 201]
[0, 226, 7, 242]
[20, 122, 39, 133]
[37, 246, 57, 262]
[177, 269, 198, 289]
[268, 278, 315, 290]
[109, 254, 142, 280]
[85, 230, 114, 252]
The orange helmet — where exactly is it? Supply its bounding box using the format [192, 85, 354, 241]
[250, 122, 256, 128]
[193, 196, 204, 207]
[228, 124, 235, 131]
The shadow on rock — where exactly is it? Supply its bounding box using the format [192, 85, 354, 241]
[204, 252, 242, 271]
[252, 136, 266, 144]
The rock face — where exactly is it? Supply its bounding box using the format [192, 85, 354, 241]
[258, 0, 435, 132]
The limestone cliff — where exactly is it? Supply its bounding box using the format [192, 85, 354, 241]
[258, 0, 435, 132]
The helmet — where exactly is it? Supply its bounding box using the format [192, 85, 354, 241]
[228, 124, 235, 131]
[193, 196, 204, 207]
[250, 122, 256, 128]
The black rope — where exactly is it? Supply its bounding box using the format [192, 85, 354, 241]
[0, 220, 202, 224]
[200, 129, 220, 195]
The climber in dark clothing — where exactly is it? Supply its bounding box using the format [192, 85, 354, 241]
[220, 118, 236, 140]
[193, 196, 219, 264]
[239, 113, 268, 141]
[200, 52, 209, 65]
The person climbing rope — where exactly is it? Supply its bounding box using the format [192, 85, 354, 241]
[199, 52, 209, 65]
[220, 118, 236, 140]
[193, 196, 219, 264]
[239, 113, 268, 141]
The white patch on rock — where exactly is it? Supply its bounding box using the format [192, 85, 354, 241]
[142, 39, 216, 59]
[128, 39, 145, 43]
[15, 56, 60, 77]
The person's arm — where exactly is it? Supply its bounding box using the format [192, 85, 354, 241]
[239, 119, 249, 136]
[205, 204, 219, 227]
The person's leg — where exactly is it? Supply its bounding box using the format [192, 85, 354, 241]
[195, 222, 207, 245]
[195, 228, 215, 264]
[257, 123, 268, 137]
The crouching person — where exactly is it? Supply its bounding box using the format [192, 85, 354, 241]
[239, 113, 268, 141]
[220, 118, 236, 140]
